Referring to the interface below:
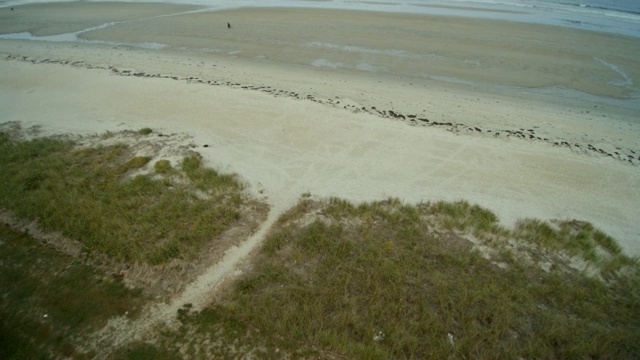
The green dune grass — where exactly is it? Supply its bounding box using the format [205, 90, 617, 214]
[164, 198, 640, 359]
[0, 131, 245, 264]
[1, 130, 638, 358]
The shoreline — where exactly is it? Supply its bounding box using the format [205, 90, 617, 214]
[2, 36, 638, 164]
[2, 5, 639, 102]
[1, 3, 639, 256]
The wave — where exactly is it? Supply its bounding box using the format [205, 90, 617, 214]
[573, 3, 640, 16]
[2, 0, 640, 37]
[527, 0, 640, 16]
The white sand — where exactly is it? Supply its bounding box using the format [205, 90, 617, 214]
[1, 57, 639, 255]
[1, 4, 639, 257]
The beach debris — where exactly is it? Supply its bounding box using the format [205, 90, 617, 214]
[447, 332, 455, 347]
[373, 330, 385, 342]
[5, 54, 636, 166]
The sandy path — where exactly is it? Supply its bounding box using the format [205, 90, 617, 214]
[85, 204, 283, 355]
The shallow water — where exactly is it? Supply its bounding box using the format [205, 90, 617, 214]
[2, 0, 640, 37]
[1, 3, 638, 109]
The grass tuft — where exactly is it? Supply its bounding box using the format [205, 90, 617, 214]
[181, 153, 239, 191]
[515, 218, 560, 248]
[513, 219, 637, 276]
[125, 156, 152, 170]
[154, 159, 173, 174]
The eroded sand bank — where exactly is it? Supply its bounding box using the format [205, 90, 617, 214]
[1, 3, 639, 255]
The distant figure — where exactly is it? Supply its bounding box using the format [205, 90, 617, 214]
[227, 22, 231, 29]
[10, 7, 14, 10]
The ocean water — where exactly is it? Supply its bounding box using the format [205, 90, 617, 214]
[1, 0, 640, 37]
[536, 0, 639, 15]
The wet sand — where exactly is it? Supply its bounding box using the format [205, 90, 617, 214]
[80, 7, 640, 99]
[1, 2, 639, 255]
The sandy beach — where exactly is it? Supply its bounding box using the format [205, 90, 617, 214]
[1, 2, 639, 255]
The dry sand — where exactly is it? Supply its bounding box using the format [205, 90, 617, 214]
[1, 3, 639, 259]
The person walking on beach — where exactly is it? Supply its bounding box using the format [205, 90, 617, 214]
[227, 22, 231, 29]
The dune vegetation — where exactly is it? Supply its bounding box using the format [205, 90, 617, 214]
[148, 197, 639, 359]
[1, 129, 638, 359]
[0, 130, 246, 265]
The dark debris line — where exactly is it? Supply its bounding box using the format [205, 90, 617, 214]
[5, 54, 638, 166]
